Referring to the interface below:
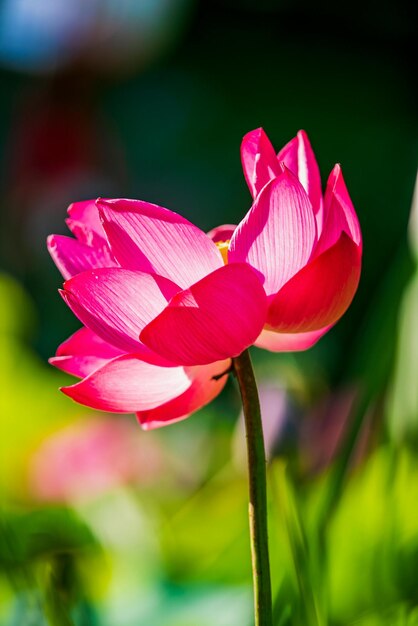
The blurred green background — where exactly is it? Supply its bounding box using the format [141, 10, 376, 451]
[0, 1, 417, 624]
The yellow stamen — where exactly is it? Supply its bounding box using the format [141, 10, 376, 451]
[216, 240, 230, 264]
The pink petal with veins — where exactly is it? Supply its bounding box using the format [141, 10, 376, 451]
[229, 168, 317, 296]
[315, 164, 362, 256]
[138, 359, 231, 429]
[141, 263, 267, 366]
[277, 130, 324, 231]
[55, 327, 123, 359]
[49, 327, 123, 378]
[62, 268, 179, 354]
[66, 200, 106, 246]
[267, 233, 361, 332]
[255, 326, 332, 352]
[241, 127, 282, 198]
[61, 354, 192, 413]
[50, 355, 111, 379]
[97, 198, 223, 289]
[47, 234, 115, 280]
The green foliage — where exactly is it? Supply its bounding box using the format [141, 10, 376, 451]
[0, 508, 98, 573]
[0, 273, 89, 500]
[0, 507, 101, 626]
[387, 182, 418, 443]
[387, 270, 418, 443]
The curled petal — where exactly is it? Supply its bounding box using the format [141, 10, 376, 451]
[206, 224, 237, 243]
[137, 359, 231, 429]
[140, 263, 268, 366]
[229, 168, 317, 296]
[49, 327, 123, 378]
[47, 235, 115, 280]
[98, 198, 223, 289]
[61, 355, 192, 413]
[277, 130, 323, 230]
[267, 233, 361, 332]
[66, 200, 106, 245]
[255, 326, 332, 353]
[62, 268, 179, 354]
[315, 164, 362, 255]
[241, 127, 282, 198]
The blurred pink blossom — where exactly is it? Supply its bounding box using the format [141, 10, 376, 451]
[300, 386, 373, 473]
[29, 417, 164, 502]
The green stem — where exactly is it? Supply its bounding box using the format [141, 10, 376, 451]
[233, 350, 273, 626]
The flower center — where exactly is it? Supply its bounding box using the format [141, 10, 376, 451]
[215, 240, 230, 264]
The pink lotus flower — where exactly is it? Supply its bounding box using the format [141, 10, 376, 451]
[48, 128, 361, 428]
[29, 416, 165, 502]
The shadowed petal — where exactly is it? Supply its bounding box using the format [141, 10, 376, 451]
[241, 127, 282, 198]
[62, 268, 179, 354]
[97, 198, 223, 289]
[229, 168, 317, 296]
[66, 200, 106, 245]
[206, 224, 237, 243]
[49, 327, 124, 378]
[140, 263, 268, 366]
[61, 354, 192, 413]
[137, 359, 231, 429]
[267, 233, 361, 332]
[50, 355, 110, 379]
[55, 327, 124, 359]
[315, 164, 362, 256]
[277, 130, 323, 231]
[255, 326, 332, 353]
[47, 234, 115, 280]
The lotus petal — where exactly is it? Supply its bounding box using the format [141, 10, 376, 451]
[229, 169, 317, 296]
[137, 359, 231, 429]
[98, 198, 223, 289]
[141, 263, 267, 366]
[267, 233, 361, 332]
[62, 354, 192, 413]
